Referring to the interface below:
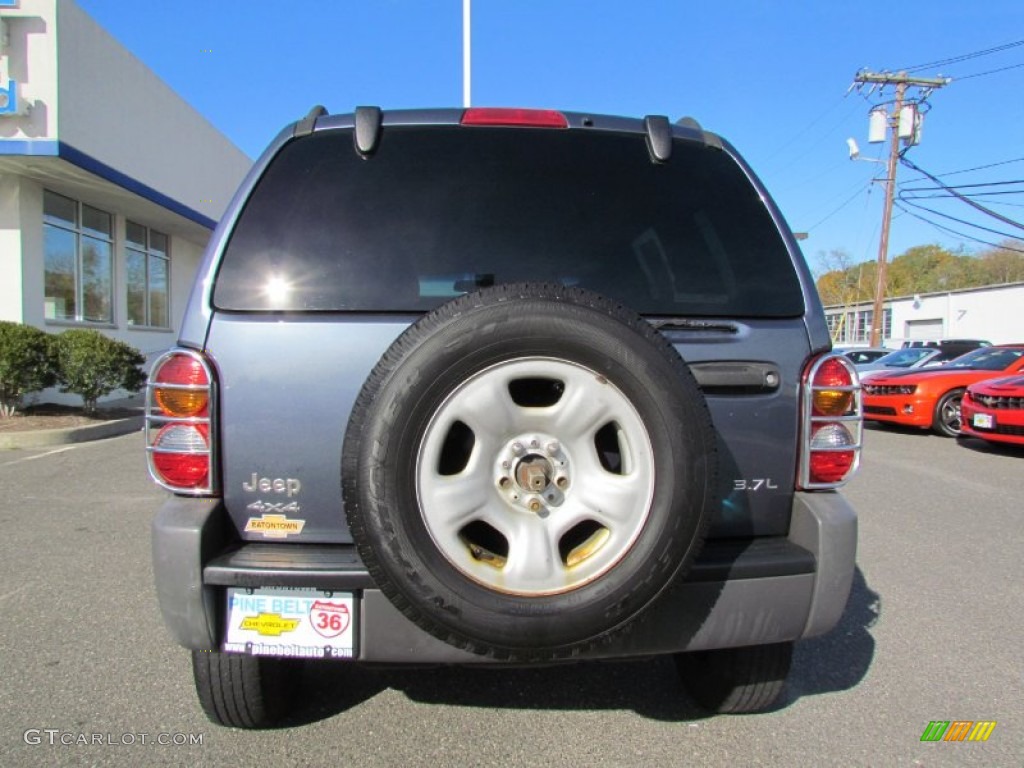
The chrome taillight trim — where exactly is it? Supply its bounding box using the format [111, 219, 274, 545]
[145, 348, 218, 495]
[798, 353, 863, 490]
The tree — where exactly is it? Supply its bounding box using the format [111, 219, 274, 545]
[0, 322, 58, 417]
[814, 241, 1024, 306]
[975, 239, 1024, 285]
[53, 329, 146, 414]
[814, 249, 874, 306]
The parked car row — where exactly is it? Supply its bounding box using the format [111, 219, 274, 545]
[855, 345, 1024, 444]
[842, 338, 990, 375]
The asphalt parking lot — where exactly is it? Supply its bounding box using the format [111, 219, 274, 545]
[1, 425, 1021, 767]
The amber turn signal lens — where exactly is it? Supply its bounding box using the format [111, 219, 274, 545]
[155, 387, 209, 417]
[153, 354, 210, 417]
[813, 388, 853, 416]
[812, 358, 853, 416]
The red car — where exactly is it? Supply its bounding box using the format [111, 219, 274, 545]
[862, 345, 1024, 437]
[961, 374, 1024, 446]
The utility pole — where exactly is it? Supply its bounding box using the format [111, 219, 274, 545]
[852, 71, 949, 346]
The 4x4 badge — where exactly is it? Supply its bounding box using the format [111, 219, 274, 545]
[247, 500, 301, 515]
[244, 513, 306, 538]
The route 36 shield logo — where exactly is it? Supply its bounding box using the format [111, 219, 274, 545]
[310, 600, 351, 638]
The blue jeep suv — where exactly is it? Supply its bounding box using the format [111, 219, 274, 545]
[146, 106, 861, 727]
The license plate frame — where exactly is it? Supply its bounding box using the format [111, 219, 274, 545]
[222, 587, 357, 660]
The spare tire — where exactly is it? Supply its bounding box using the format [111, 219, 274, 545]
[342, 283, 717, 659]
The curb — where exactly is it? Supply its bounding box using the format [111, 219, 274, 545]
[0, 415, 144, 450]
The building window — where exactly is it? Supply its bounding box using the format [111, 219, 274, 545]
[125, 221, 170, 328]
[43, 190, 114, 324]
[826, 307, 891, 344]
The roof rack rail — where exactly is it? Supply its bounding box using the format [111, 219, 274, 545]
[294, 105, 328, 137]
[676, 116, 723, 151]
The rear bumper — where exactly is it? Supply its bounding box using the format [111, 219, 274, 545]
[153, 491, 856, 661]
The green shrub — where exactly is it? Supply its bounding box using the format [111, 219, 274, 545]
[0, 322, 58, 417]
[53, 329, 146, 414]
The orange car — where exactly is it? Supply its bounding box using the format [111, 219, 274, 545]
[862, 345, 1024, 437]
[961, 374, 1024, 446]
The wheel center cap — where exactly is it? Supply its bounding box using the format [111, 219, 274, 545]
[514, 454, 553, 492]
[495, 434, 570, 511]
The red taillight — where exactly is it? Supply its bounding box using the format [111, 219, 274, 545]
[146, 350, 216, 494]
[461, 108, 569, 128]
[799, 354, 862, 489]
[152, 424, 210, 488]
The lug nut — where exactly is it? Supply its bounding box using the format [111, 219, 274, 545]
[528, 499, 542, 513]
[556, 476, 568, 489]
[501, 460, 511, 469]
[530, 439, 539, 448]
[511, 442, 524, 456]
[546, 441, 560, 454]
[498, 477, 511, 489]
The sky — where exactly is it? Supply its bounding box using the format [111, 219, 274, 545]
[75, 0, 1024, 274]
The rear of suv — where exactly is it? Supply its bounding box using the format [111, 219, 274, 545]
[146, 106, 861, 728]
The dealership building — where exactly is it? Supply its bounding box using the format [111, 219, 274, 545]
[0, 0, 250, 377]
[825, 280, 1024, 348]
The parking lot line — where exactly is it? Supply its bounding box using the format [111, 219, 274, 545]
[0, 445, 77, 468]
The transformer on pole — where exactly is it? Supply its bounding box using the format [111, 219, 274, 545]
[851, 70, 950, 346]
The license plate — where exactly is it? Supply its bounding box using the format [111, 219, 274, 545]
[223, 587, 356, 659]
[973, 413, 994, 429]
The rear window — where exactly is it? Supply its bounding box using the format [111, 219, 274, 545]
[214, 126, 805, 316]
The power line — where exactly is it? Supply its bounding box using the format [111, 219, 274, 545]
[895, 202, 1024, 253]
[896, 39, 1024, 73]
[928, 156, 1024, 177]
[955, 61, 1024, 81]
[807, 180, 875, 231]
[900, 157, 1024, 232]
[898, 198, 1024, 240]
[901, 190, 1024, 201]
[902, 179, 1024, 192]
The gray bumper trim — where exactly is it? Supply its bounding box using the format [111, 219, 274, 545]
[152, 492, 856, 657]
[788, 491, 858, 638]
[152, 497, 228, 649]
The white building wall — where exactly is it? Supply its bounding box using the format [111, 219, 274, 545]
[16, 176, 44, 326]
[890, 283, 1024, 346]
[55, 0, 250, 221]
[0, 0, 59, 141]
[827, 282, 1024, 348]
[0, 174, 24, 321]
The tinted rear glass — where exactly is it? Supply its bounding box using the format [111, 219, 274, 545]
[214, 127, 804, 316]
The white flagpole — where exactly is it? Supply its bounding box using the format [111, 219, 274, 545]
[463, 0, 471, 107]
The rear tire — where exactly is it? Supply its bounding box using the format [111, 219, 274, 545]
[191, 650, 297, 728]
[675, 642, 793, 713]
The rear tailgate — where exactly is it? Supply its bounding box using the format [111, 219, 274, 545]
[206, 313, 811, 543]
